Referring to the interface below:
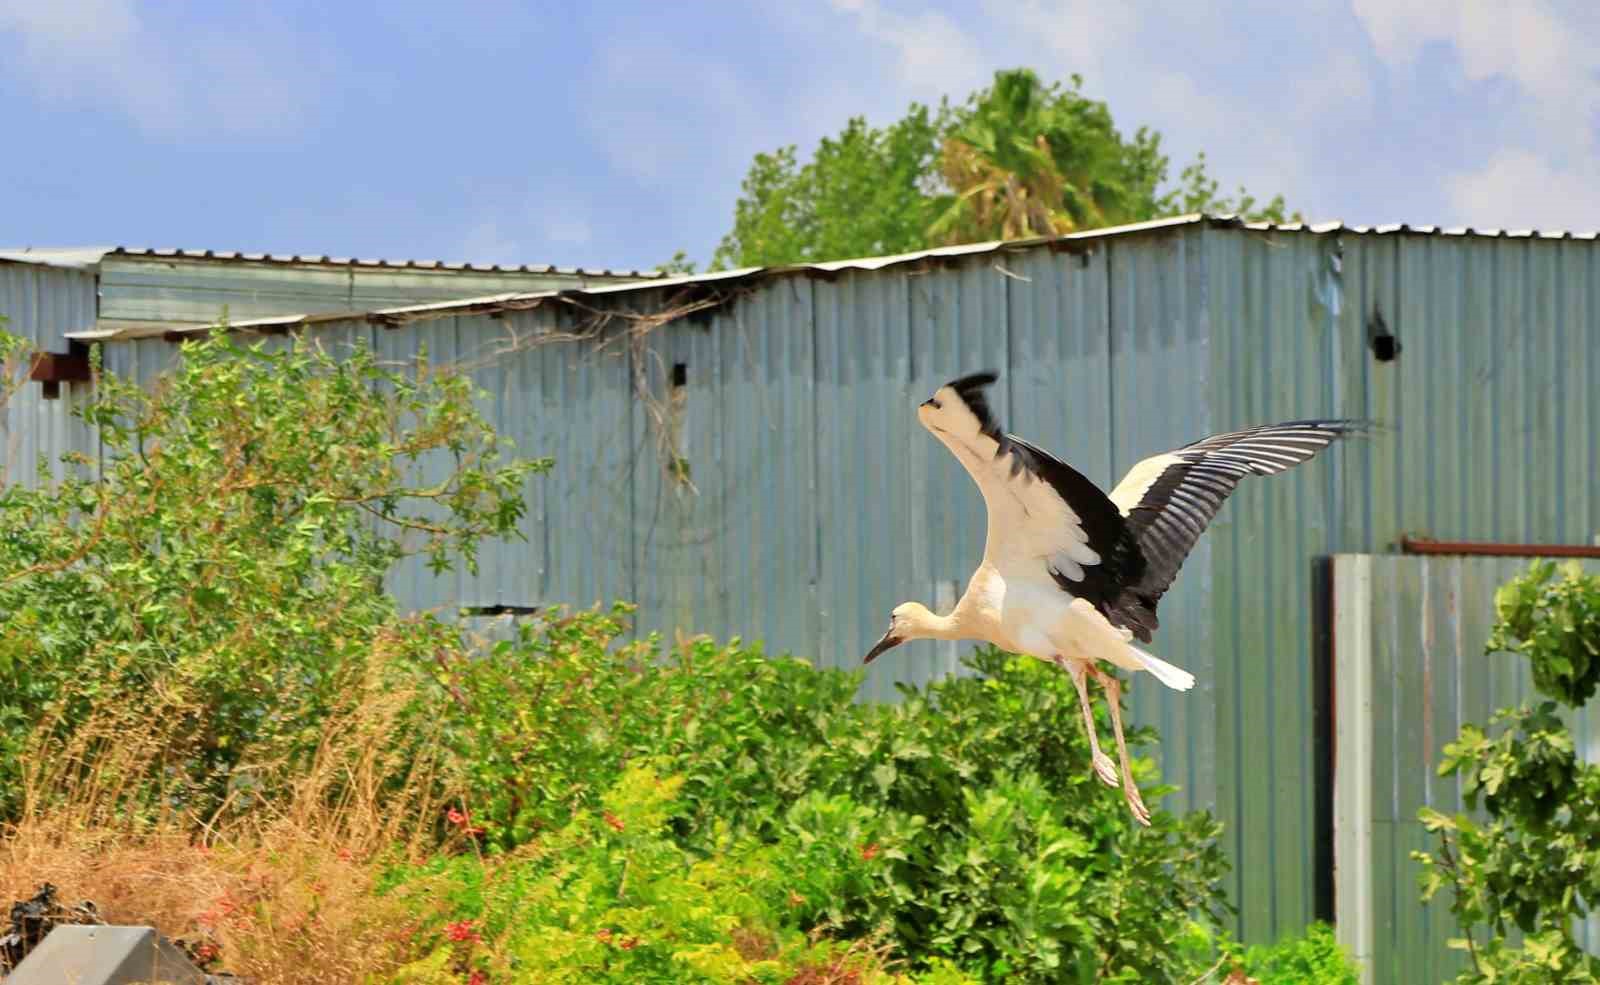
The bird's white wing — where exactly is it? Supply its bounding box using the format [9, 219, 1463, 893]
[1106, 419, 1364, 638]
[916, 373, 1143, 610]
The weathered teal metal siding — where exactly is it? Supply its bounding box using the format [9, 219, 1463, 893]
[93, 250, 656, 336]
[1205, 227, 1352, 940]
[1333, 231, 1600, 547]
[1202, 224, 1600, 942]
[1333, 554, 1600, 985]
[0, 260, 99, 487]
[48, 219, 1600, 953]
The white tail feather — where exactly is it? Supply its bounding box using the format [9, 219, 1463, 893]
[1129, 645, 1195, 691]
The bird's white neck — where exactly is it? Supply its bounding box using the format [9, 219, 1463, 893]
[906, 608, 964, 641]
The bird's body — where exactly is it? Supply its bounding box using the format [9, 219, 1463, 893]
[935, 562, 1142, 675]
[867, 370, 1361, 825]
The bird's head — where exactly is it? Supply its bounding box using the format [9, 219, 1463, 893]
[863, 602, 939, 663]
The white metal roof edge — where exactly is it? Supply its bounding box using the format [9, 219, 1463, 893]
[0, 247, 114, 271]
[350, 212, 1600, 321]
[3, 245, 667, 279]
[63, 213, 1600, 342]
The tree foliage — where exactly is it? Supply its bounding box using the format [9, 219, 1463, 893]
[1414, 561, 1600, 983]
[714, 68, 1295, 268]
[0, 326, 544, 824]
[712, 106, 948, 269]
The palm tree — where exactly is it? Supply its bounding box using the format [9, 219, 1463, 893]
[929, 70, 1132, 245]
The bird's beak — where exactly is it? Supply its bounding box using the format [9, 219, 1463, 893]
[863, 631, 904, 664]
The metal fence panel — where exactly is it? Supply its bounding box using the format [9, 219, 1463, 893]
[1333, 554, 1600, 985]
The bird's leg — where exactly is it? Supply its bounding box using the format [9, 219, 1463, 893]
[1091, 666, 1151, 827]
[1065, 658, 1118, 787]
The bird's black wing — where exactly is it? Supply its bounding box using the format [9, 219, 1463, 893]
[1105, 419, 1365, 640]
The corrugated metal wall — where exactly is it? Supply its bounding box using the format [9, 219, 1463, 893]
[1332, 554, 1600, 985]
[0, 261, 99, 487]
[1203, 226, 1600, 942]
[40, 221, 1600, 951]
[1206, 228, 1356, 939]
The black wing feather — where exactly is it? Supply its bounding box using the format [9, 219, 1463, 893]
[1110, 419, 1366, 640]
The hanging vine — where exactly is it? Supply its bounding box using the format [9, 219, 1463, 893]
[415, 285, 742, 497]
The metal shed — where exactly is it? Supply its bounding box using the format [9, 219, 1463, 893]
[11, 215, 1600, 970]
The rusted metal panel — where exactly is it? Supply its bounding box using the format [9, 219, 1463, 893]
[1401, 535, 1600, 558]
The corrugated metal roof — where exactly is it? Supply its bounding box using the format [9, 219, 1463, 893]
[0, 244, 665, 279]
[0, 247, 114, 270]
[101, 245, 665, 278]
[48, 213, 1600, 343]
[73, 212, 1600, 343]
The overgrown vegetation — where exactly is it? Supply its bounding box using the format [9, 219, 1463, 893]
[433, 610, 1234, 982]
[0, 327, 539, 830]
[1415, 560, 1600, 983]
[712, 68, 1295, 270]
[0, 324, 1358, 982]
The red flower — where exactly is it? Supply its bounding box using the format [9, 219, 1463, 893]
[468, 972, 488, 985]
[619, 936, 639, 951]
[445, 920, 481, 944]
[602, 811, 625, 833]
[445, 807, 486, 837]
[860, 842, 881, 861]
[595, 928, 613, 944]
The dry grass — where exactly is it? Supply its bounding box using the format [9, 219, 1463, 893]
[0, 628, 461, 984]
[0, 820, 410, 984]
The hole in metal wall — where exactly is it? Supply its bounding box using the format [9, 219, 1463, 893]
[1367, 308, 1401, 362]
[671, 362, 688, 387]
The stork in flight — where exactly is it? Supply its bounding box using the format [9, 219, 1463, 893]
[865, 371, 1360, 825]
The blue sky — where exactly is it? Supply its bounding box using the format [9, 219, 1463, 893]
[3, 1, 1598, 272]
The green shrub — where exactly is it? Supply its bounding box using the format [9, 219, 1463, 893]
[1221, 922, 1359, 984]
[383, 764, 977, 984]
[1414, 560, 1600, 983]
[0, 326, 540, 824]
[429, 610, 1232, 983]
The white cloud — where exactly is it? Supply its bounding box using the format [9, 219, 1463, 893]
[825, 0, 990, 101]
[981, 0, 1141, 86]
[457, 220, 528, 267]
[1293, 49, 1376, 123]
[0, 0, 316, 137]
[1445, 149, 1600, 231]
[1351, 0, 1599, 145]
[544, 214, 593, 247]
[1353, 1, 1600, 226]
[578, 36, 766, 185]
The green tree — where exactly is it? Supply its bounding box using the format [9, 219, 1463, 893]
[713, 68, 1296, 268]
[930, 70, 1167, 243]
[1158, 150, 1294, 225]
[0, 326, 543, 824]
[712, 106, 948, 269]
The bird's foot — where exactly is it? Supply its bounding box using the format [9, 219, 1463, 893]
[1092, 750, 1119, 788]
[1123, 783, 1152, 827]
